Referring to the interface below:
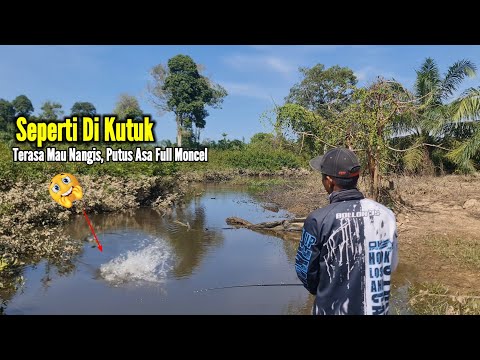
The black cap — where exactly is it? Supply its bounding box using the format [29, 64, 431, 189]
[309, 147, 360, 178]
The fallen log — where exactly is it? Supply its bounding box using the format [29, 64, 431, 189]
[226, 216, 306, 233]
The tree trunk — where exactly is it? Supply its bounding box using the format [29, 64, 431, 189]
[367, 150, 375, 198]
[176, 115, 182, 147]
[366, 148, 381, 201]
[195, 128, 200, 145]
[373, 156, 380, 202]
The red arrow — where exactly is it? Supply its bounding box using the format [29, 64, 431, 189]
[82, 208, 103, 252]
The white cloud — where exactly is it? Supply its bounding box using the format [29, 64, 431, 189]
[219, 81, 276, 101]
[354, 66, 375, 81]
[264, 56, 293, 75]
[223, 54, 296, 77]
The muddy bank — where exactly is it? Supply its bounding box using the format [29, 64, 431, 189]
[178, 168, 311, 183]
[0, 175, 184, 269]
[258, 173, 480, 314]
[258, 172, 329, 217]
[0, 168, 309, 269]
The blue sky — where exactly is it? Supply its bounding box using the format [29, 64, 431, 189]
[1, 45, 480, 142]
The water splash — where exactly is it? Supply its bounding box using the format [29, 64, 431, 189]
[100, 239, 174, 285]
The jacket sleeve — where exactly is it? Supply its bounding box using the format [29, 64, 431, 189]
[295, 215, 321, 295]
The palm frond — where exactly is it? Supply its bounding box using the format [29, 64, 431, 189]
[441, 60, 477, 100]
[415, 58, 442, 104]
[425, 105, 455, 138]
[403, 146, 425, 172]
[391, 113, 417, 137]
[386, 79, 412, 97]
[446, 127, 480, 172]
[452, 87, 480, 121]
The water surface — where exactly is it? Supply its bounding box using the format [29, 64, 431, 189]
[4, 184, 313, 315]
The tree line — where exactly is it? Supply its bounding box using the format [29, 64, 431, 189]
[1, 54, 479, 193]
[0, 94, 144, 132]
[272, 58, 480, 200]
[0, 54, 228, 148]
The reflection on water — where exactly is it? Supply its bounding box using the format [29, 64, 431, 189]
[2, 184, 311, 315]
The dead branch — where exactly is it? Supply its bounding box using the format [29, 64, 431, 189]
[226, 216, 305, 233]
[387, 143, 451, 152]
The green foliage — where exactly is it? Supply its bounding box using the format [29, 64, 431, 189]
[0, 140, 305, 188]
[446, 129, 480, 172]
[241, 178, 289, 192]
[40, 101, 64, 121]
[403, 145, 426, 173]
[453, 88, 480, 122]
[395, 58, 478, 174]
[148, 54, 227, 146]
[0, 99, 15, 132]
[113, 94, 143, 120]
[446, 87, 480, 172]
[274, 103, 326, 154]
[71, 102, 96, 117]
[12, 95, 34, 117]
[0, 141, 16, 189]
[219, 146, 303, 170]
[228, 139, 245, 150]
[250, 132, 274, 145]
[1, 56, 476, 192]
[202, 133, 282, 151]
[158, 139, 174, 147]
[275, 79, 417, 199]
[285, 64, 357, 117]
[210, 133, 245, 150]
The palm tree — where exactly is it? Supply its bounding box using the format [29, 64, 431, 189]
[446, 87, 480, 172]
[393, 58, 477, 173]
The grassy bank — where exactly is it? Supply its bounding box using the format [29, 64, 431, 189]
[1, 141, 307, 186]
[0, 141, 309, 271]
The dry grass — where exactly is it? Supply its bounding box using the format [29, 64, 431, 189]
[426, 236, 480, 270]
[409, 283, 480, 315]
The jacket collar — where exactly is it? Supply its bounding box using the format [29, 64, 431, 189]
[328, 188, 365, 204]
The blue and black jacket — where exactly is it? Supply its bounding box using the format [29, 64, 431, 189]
[295, 189, 399, 315]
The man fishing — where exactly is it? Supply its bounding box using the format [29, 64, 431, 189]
[295, 147, 398, 315]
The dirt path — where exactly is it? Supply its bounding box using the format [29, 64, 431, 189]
[393, 175, 480, 294]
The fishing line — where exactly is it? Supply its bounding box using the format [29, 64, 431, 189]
[194, 283, 303, 293]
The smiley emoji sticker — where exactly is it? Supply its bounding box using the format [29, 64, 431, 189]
[49, 173, 83, 208]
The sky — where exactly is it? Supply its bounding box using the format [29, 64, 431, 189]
[1, 45, 480, 143]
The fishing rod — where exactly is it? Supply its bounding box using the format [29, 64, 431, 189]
[194, 282, 304, 293]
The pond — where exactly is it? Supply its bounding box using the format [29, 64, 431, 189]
[2, 184, 314, 315]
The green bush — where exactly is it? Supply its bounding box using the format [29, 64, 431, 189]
[0, 141, 306, 186]
[222, 147, 303, 170]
